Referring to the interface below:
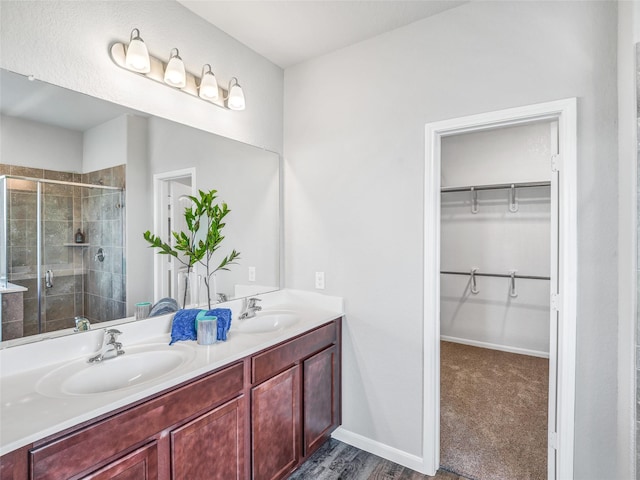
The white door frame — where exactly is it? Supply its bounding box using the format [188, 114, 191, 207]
[152, 168, 196, 302]
[423, 98, 577, 479]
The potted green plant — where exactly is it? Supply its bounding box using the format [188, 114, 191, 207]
[144, 189, 240, 309]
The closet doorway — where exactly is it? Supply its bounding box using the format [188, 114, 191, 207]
[422, 99, 577, 480]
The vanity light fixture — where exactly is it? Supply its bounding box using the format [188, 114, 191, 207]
[226, 77, 246, 111]
[124, 28, 150, 73]
[163, 48, 186, 88]
[109, 28, 244, 111]
[198, 64, 219, 100]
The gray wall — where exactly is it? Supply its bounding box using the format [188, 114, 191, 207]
[636, 41, 640, 480]
[284, 1, 618, 477]
[1, 115, 83, 172]
[146, 116, 280, 301]
[617, 3, 639, 478]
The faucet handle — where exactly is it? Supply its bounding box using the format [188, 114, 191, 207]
[248, 297, 262, 308]
[105, 329, 122, 343]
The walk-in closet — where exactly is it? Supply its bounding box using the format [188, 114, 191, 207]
[439, 121, 555, 480]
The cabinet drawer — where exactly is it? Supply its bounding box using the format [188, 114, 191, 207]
[29, 362, 244, 480]
[252, 322, 337, 385]
[82, 442, 158, 480]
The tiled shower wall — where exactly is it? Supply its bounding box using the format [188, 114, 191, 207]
[0, 163, 126, 340]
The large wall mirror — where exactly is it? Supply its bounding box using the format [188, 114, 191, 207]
[0, 68, 281, 345]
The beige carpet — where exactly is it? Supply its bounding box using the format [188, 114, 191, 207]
[440, 341, 548, 480]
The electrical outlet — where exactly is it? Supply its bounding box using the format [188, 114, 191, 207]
[315, 271, 325, 289]
[248, 266, 256, 282]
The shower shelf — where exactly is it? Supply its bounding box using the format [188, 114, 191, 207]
[63, 243, 90, 247]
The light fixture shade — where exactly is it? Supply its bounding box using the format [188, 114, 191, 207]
[227, 78, 245, 111]
[199, 64, 219, 100]
[125, 29, 150, 73]
[164, 48, 186, 88]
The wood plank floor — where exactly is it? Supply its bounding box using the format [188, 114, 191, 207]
[287, 439, 471, 480]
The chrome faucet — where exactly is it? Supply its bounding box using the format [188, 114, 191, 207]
[88, 329, 125, 363]
[239, 297, 262, 320]
[216, 293, 228, 303]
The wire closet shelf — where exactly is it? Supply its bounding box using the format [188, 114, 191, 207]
[440, 180, 551, 193]
[440, 269, 550, 298]
[441, 180, 551, 214]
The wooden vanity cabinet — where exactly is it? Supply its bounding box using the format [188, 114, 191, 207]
[0, 317, 341, 480]
[251, 319, 342, 480]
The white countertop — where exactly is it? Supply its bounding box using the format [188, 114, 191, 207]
[0, 289, 343, 456]
[0, 282, 28, 294]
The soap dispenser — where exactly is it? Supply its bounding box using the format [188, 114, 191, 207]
[75, 228, 85, 244]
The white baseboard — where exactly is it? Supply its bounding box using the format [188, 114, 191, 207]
[440, 335, 549, 358]
[331, 427, 428, 474]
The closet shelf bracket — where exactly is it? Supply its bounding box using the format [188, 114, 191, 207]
[470, 267, 479, 294]
[509, 184, 518, 213]
[509, 270, 518, 297]
[470, 187, 478, 214]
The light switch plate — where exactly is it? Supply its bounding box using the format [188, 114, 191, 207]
[315, 271, 325, 289]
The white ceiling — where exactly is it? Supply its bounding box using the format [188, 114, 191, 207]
[177, 1, 467, 69]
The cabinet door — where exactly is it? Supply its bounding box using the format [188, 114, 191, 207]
[303, 345, 339, 455]
[82, 442, 158, 480]
[1, 445, 29, 480]
[251, 366, 300, 480]
[170, 396, 245, 480]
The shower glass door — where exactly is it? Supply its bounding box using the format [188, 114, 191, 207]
[41, 178, 84, 334]
[1, 174, 125, 341]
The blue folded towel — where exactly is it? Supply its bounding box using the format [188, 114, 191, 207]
[169, 309, 199, 344]
[170, 307, 233, 345]
[205, 308, 233, 341]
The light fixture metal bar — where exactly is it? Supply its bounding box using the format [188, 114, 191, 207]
[110, 43, 230, 110]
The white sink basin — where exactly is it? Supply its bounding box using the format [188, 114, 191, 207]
[236, 311, 300, 334]
[37, 343, 195, 397]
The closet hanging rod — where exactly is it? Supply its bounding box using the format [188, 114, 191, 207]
[440, 270, 550, 281]
[440, 180, 551, 193]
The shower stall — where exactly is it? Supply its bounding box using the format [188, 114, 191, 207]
[0, 174, 126, 341]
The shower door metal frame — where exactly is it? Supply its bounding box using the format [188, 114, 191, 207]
[423, 98, 577, 479]
[0, 176, 7, 290]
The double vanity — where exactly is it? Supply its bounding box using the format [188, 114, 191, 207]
[0, 290, 343, 479]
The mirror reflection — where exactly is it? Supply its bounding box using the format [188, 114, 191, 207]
[0, 69, 280, 344]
